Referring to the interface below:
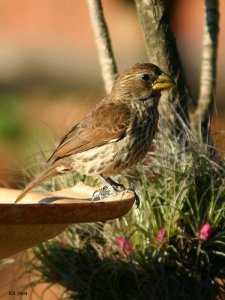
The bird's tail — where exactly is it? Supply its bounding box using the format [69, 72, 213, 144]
[15, 166, 59, 203]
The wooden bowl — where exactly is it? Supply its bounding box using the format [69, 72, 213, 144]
[0, 183, 135, 259]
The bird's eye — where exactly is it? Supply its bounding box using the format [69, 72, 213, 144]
[141, 74, 150, 81]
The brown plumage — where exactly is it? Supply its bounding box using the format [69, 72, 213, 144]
[15, 63, 175, 203]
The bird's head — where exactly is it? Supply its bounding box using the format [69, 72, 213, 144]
[111, 63, 175, 103]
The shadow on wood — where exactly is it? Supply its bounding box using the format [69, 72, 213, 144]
[0, 182, 135, 259]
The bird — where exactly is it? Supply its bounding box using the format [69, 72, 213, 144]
[15, 63, 175, 204]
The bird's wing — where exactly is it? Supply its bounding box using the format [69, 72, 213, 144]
[49, 101, 132, 162]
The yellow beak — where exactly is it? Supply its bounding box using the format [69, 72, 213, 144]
[152, 73, 176, 91]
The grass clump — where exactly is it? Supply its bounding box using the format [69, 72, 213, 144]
[24, 118, 225, 300]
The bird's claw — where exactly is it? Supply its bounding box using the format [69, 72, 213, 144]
[91, 185, 140, 208]
[91, 186, 115, 201]
[120, 188, 141, 208]
[111, 182, 125, 192]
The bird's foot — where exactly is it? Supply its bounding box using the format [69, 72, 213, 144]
[99, 176, 140, 206]
[92, 175, 140, 208]
[99, 176, 125, 192]
[110, 182, 125, 192]
[91, 186, 115, 201]
[120, 188, 141, 208]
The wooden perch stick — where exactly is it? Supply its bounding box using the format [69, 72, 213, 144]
[134, 0, 192, 125]
[192, 0, 219, 141]
[86, 0, 118, 94]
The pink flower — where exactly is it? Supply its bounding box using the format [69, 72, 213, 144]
[117, 237, 133, 255]
[156, 229, 167, 244]
[199, 223, 212, 241]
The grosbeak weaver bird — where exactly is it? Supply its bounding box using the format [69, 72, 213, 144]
[15, 63, 175, 204]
